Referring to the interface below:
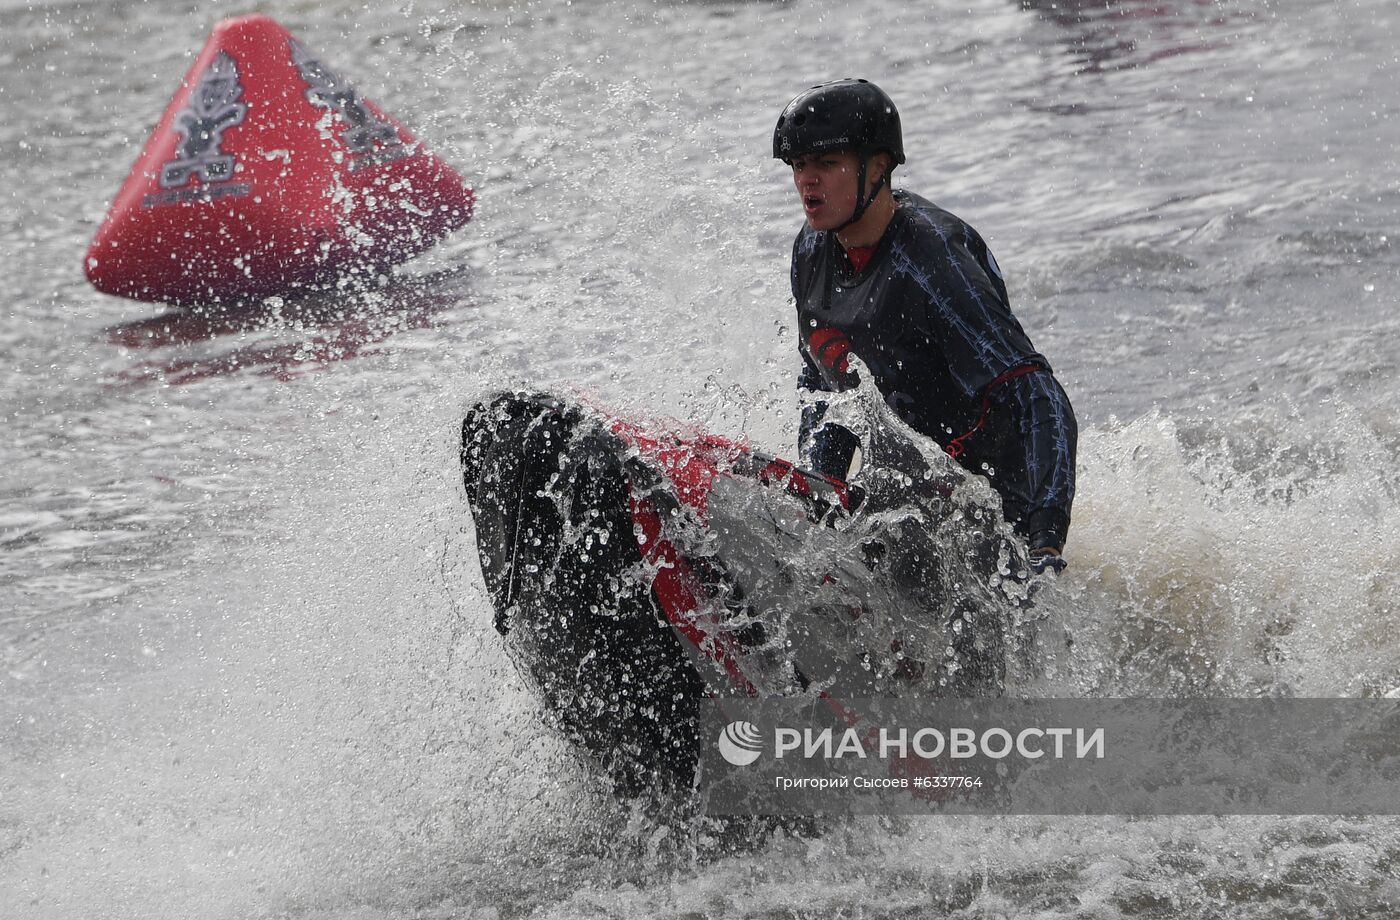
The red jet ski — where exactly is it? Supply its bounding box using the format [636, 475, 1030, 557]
[460, 391, 1027, 798]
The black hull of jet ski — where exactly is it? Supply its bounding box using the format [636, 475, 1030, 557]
[461, 393, 705, 798]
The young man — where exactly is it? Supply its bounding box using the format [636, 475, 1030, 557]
[775, 79, 1077, 566]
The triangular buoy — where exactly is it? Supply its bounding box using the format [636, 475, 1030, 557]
[86, 15, 475, 305]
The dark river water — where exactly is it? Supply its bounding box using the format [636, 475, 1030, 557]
[3, 0, 1400, 916]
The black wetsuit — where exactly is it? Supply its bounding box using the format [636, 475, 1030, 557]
[793, 190, 1077, 551]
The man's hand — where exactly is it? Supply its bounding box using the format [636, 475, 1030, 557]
[1030, 547, 1066, 574]
[1026, 526, 1066, 574]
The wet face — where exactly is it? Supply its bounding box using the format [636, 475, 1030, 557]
[790, 150, 862, 232]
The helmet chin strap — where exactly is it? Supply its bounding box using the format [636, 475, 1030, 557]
[833, 153, 890, 235]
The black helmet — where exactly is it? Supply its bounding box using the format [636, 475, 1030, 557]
[773, 79, 905, 165]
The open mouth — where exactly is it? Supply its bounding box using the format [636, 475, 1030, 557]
[803, 195, 823, 212]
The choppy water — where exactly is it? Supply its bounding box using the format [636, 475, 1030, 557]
[4, 0, 1400, 916]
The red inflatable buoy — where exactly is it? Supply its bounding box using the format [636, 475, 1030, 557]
[86, 15, 475, 305]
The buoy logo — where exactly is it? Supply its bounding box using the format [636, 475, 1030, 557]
[718, 720, 764, 767]
[290, 39, 407, 169]
[159, 51, 248, 190]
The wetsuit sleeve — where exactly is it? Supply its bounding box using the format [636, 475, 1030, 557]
[905, 219, 1076, 547]
[908, 227, 1041, 397]
[998, 372, 1078, 551]
[797, 350, 861, 478]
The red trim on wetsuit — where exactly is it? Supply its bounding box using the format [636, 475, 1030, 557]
[945, 363, 1044, 460]
[845, 245, 876, 274]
